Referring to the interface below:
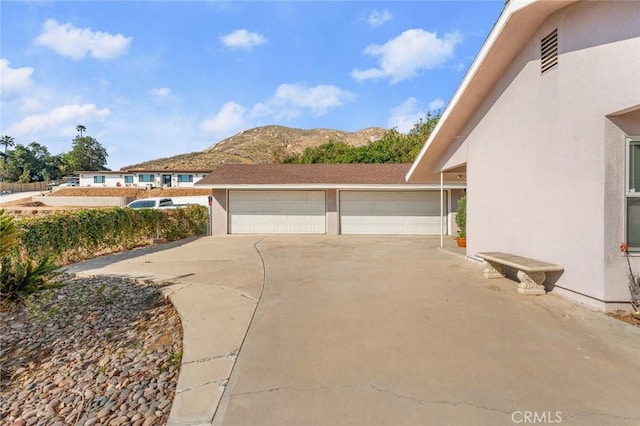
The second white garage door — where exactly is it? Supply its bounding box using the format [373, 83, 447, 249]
[340, 191, 443, 235]
[229, 190, 326, 234]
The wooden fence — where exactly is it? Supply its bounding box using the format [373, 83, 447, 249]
[0, 181, 48, 192]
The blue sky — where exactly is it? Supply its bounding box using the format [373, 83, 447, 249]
[1, 1, 504, 170]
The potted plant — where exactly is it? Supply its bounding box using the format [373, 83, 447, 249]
[455, 194, 466, 248]
[620, 243, 640, 318]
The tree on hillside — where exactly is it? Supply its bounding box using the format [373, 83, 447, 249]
[284, 140, 360, 164]
[0, 142, 62, 183]
[284, 112, 441, 164]
[76, 124, 86, 137]
[66, 127, 108, 172]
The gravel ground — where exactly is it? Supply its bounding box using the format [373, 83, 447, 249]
[0, 274, 183, 426]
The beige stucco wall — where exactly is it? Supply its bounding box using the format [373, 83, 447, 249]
[33, 195, 135, 207]
[448, 1, 640, 309]
[211, 189, 228, 235]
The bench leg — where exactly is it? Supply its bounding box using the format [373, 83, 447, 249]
[516, 271, 547, 295]
[483, 261, 505, 279]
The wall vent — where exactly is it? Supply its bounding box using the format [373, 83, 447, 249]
[541, 29, 558, 74]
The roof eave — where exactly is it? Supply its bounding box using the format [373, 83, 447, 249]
[195, 183, 467, 190]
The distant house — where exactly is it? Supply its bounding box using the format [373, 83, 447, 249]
[78, 169, 211, 188]
[406, 0, 640, 310]
[195, 163, 465, 235]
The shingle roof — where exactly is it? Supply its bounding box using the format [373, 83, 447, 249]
[196, 163, 445, 186]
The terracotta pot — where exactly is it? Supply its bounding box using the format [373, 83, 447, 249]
[456, 237, 466, 248]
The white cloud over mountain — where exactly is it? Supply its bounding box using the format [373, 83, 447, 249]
[252, 83, 355, 120]
[388, 97, 444, 133]
[352, 29, 462, 84]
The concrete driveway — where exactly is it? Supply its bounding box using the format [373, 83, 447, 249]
[68, 235, 640, 426]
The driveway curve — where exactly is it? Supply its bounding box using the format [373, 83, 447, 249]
[66, 236, 266, 425]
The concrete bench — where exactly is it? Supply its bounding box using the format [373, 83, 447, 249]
[476, 252, 563, 295]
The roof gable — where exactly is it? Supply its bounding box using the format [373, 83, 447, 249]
[406, 0, 579, 181]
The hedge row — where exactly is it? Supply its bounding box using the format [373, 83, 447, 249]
[18, 205, 208, 265]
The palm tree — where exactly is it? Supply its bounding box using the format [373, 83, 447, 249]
[76, 125, 86, 137]
[0, 135, 15, 182]
[0, 135, 14, 157]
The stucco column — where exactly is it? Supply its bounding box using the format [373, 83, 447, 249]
[211, 189, 228, 235]
[326, 189, 338, 235]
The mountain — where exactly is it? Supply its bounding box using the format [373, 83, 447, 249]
[122, 125, 388, 170]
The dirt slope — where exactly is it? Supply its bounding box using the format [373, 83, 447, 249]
[50, 188, 211, 197]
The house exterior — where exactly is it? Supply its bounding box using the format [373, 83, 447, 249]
[78, 169, 211, 188]
[406, 0, 640, 310]
[196, 163, 465, 236]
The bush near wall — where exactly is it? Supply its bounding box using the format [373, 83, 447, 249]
[18, 205, 208, 265]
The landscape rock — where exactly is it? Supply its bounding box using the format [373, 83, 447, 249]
[0, 274, 182, 425]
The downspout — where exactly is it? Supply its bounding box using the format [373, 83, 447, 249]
[440, 171, 444, 248]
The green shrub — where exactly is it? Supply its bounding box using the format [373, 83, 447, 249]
[0, 209, 62, 302]
[0, 255, 61, 301]
[455, 194, 466, 238]
[1, 205, 208, 301]
[0, 208, 21, 259]
[18, 205, 209, 264]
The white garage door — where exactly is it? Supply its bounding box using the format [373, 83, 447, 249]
[229, 191, 326, 234]
[340, 191, 444, 235]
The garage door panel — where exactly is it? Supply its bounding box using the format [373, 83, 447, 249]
[340, 191, 445, 235]
[229, 191, 326, 234]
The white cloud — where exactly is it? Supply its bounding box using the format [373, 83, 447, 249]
[428, 98, 445, 111]
[34, 19, 132, 60]
[7, 104, 112, 137]
[388, 98, 424, 133]
[388, 97, 444, 133]
[368, 9, 392, 28]
[149, 87, 171, 97]
[200, 101, 247, 138]
[199, 83, 353, 141]
[0, 58, 34, 98]
[251, 83, 355, 120]
[220, 29, 267, 51]
[351, 29, 462, 84]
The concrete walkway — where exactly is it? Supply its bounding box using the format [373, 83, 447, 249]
[68, 236, 640, 426]
[66, 236, 266, 425]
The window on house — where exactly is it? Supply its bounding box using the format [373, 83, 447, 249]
[139, 174, 154, 183]
[177, 174, 193, 183]
[93, 176, 105, 184]
[541, 29, 558, 74]
[124, 175, 134, 184]
[627, 139, 640, 249]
